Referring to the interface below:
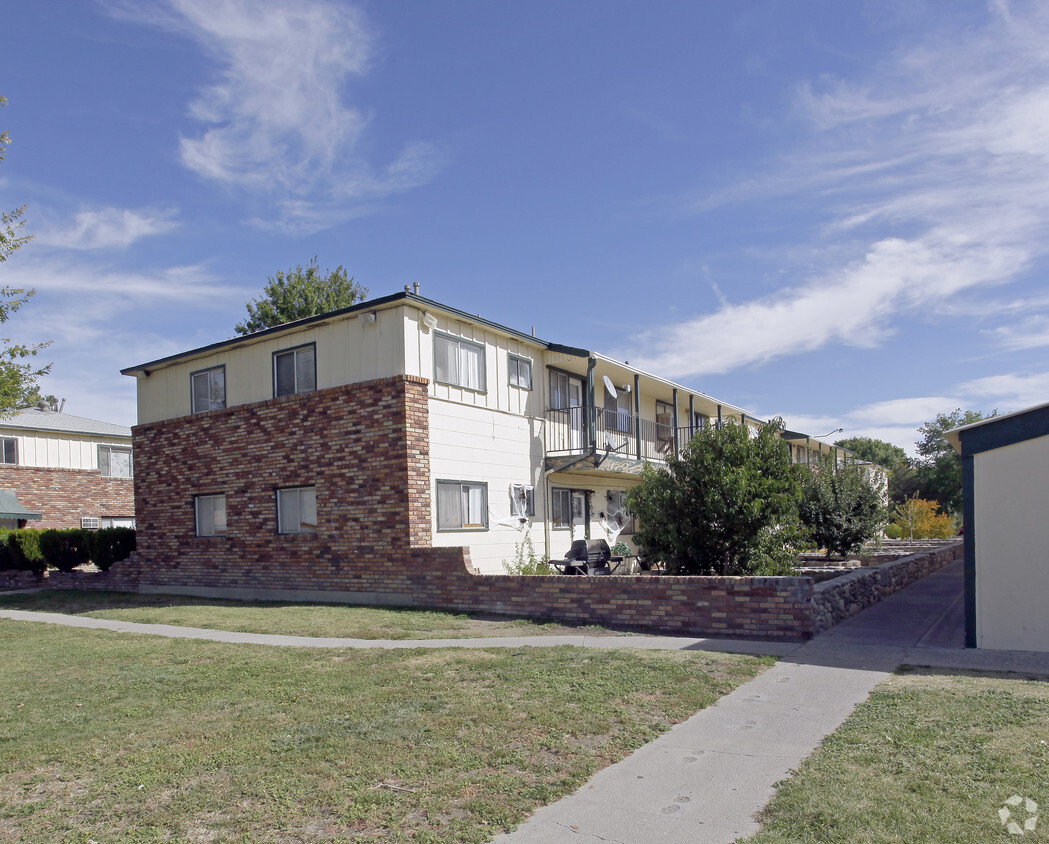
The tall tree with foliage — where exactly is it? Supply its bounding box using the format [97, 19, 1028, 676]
[914, 409, 992, 515]
[799, 455, 886, 558]
[0, 96, 50, 414]
[235, 258, 368, 335]
[626, 419, 803, 576]
[835, 435, 920, 503]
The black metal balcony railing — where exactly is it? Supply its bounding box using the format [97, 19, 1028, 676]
[545, 407, 706, 465]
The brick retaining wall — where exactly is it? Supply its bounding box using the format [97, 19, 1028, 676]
[811, 542, 963, 633]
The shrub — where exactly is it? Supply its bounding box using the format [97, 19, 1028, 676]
[0, 530, 14, 571]
[799, 457, 887, 558]
[90, 527, 136, 571]
[627, 418, 804, 575]
[890, 497, 957, 540]
[39, 529, 93, 572]
[502, 533, 550, 575]
[6, 529, 45, 573]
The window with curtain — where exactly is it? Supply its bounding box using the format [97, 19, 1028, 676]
[508, 354, 532, 389]
[191, 366, 226, 413]
[436, 480, 488, 530]
[273, 344, 316, 398]
[276, 486, 317, 534]
[195, 494, 227, 536]
[98, 445, 133, 478]
[509, 483, 535, 517]
[434, 334, 486, 392]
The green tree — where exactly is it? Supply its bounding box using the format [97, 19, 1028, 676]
[0, 96, 50, 414]
[626, 419, 803, 576]
[799, 455, 886, 558]
[835, 435, 919, 503]
[914, 409, 993, 515]
[235, 258, 368, 335]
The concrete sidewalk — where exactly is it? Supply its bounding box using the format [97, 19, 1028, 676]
[492, 561, 1049, 843]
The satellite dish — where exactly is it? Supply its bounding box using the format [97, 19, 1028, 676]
[602, 375, 617, 399]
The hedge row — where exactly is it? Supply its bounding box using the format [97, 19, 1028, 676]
[0, 528, 136, 573]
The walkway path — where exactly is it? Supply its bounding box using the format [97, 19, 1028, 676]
[4, 561, 1049, 843]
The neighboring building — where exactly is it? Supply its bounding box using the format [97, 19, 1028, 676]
[0, 404, 135, 530]
[947, 403, 1049, 652]
[121, 290, 857, 590]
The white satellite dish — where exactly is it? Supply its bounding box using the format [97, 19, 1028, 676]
[602, 375, 617, 399]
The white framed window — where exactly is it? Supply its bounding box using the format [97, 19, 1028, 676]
[273, 344, 316, 398]
[99, 445, 133, 478]
[191, 365, 226, 413]
[0, 437, 17, 464]
[276, 486, 317, 534]
[436, 480, 488, 530]
[508, 354, 532, 390]
[434, 333, 485, 392]
[195, 494, 227, 537]
[606, 490, 635, 535]
[101, 517, 136, 529]
[552, 488, 587, 530]
[509, 483, 535, 518]
[81, 517, 100, 529]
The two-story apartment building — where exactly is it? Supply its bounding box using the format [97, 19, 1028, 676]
[121, 290, 855, 590]
[0, 404, 135, 529]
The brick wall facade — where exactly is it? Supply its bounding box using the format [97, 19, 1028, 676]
[0, 465, 135, 529]
[133, 375, 433, 591]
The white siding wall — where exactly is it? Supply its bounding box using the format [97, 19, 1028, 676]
[4, 431, 131, 470]
[428, 398, 546, 574]
[402, 308, 544, 417]
[544, 473, 642, 559]
[973, 435, 1049, 651]
[135, 306, 408, 424]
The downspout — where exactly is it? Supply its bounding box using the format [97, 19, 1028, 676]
[717, 404, 723, 427]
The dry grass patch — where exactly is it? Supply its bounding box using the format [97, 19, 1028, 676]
[0, 619, 769, 842]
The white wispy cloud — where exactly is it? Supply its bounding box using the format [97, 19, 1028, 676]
[35, 206, 179, 250]
[106, 0, 443, 231]
[629, 2, 1049, 377]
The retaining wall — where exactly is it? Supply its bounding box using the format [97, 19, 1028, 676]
[811, 541, 963, 633]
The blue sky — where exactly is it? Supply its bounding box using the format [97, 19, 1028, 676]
[3, 0, 1049, 453]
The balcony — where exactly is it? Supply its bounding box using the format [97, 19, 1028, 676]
[544, 407, 703, 475]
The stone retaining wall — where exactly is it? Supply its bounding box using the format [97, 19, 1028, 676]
[811, 542, 963, 634]
[0, 571, 45, 591]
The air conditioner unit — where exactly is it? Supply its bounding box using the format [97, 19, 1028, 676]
[81, 517, 100, 529]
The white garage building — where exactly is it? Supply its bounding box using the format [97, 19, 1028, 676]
[947, 403, 1049, 652]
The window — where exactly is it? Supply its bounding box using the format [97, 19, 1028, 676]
[552, 488, 587, 530]
[191, 366, 226, 413]
[195, 494, 227, 537]
[436, 480, 488, 530]
[276, 486, 317, 534]
[509, 483, 535, 518]
[508, 355, 532, 390]
[0, 437, 16, 464]
[101, 517, 136, 529]
[98, 445, 133, 478]
[434, 334, 485, 391]
[81, 517, 100, 529]
[606, 490, 635, 535]
[273, 344, 316, 398]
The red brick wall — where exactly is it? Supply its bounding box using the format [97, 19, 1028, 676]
[0, 465, 135, 529]
[131, 374, 816, 640]
[133, 376, 432, 590]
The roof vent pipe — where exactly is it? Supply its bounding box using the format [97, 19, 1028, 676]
[404, 285, 411, 293]
[413, 282, 420, 294]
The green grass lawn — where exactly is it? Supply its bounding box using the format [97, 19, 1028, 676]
[0, 619, 770, 842]
[745, 667, 1049, 843]
[0, 590, 622, 640]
